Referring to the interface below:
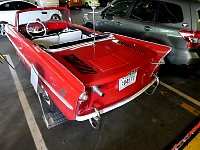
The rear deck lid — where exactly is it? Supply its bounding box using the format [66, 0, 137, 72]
[51, 39, 153, 86]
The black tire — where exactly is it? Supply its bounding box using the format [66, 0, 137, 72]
[50, 14, 61, 20]
[85, 23, 93, 29]
[85, 2, 89, 8]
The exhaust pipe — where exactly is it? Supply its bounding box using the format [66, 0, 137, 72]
[92, 86, 104, 97]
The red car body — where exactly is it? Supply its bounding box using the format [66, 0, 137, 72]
[5, 7, 170, 127]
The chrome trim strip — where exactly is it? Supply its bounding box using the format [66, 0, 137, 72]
[6, 33, 73, 110]
[45, 35, 114, 52]
[76, 78, 157, 121]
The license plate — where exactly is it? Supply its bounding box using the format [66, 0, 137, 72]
[73, 0, 78, 2]
[119, 70, 137, 91]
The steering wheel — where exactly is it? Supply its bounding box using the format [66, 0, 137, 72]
[26, 21, 47, 37]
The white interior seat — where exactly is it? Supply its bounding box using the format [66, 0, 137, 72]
[33, 30, 83, 48]
[58, 30, 82, 44]
[33, 35, 59, 47]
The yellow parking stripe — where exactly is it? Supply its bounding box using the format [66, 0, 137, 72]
[183, 132, 200, 150]
[160, 82, 200, 107]
[0, 53, 5, 60]
[180, 102, 200, 117]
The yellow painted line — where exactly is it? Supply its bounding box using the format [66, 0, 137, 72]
[183, 132, 200, 150]
[160, 81, 200, 107]
[180, 102, 200, 117]
[0, 53, 4, 60]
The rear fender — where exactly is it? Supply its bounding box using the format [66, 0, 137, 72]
[114, 34, 171, 76]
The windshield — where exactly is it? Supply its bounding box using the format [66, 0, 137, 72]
[17, 7, 70, 26]
[102, 0, 133, 18]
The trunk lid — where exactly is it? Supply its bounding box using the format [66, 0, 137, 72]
[51, 36, 170, 87]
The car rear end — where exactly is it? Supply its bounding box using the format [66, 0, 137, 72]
[153, 0, 200, 66]
[50, 34, 170, 127]
[74, 35, 170, 127]
[177, 0, 200, 66]
[67, 0, 83, 8]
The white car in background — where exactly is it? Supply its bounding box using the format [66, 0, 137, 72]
[82, 0, 99, 8]
[0, 0, 61, 36]
[28, 0, 59, 7]
[0, 0, 37, 35]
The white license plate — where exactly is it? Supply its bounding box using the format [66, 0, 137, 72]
[119, 70, 137, 91]
[73, 0, 78, 2]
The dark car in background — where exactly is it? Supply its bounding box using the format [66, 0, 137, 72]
[83, 0, 200, 66]
[98, 0, 113, 7]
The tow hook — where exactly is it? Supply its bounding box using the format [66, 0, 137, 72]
[89, 105, 101, 129]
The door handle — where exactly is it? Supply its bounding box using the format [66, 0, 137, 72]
[42, 11, 47, 14]
[144, 26, 152, 31]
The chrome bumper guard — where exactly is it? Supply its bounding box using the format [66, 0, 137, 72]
[145, 75, 159, 95]
[76, 77, 158, 124]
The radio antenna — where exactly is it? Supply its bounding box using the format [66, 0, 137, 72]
[90, 2, 98, 45]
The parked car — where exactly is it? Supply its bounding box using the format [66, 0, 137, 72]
[83, 0, 200, 66]
[0, 0, 37, 36]
[98, 0, 113, 7]
[66, 0, 83, 9]
[28, 0, 59, 7]
[82, 0, 99, 8]
[5, 7, 170, 129]
[0, 0, 62, 36]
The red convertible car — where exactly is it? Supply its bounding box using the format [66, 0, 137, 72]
[5, 7, 170, 129]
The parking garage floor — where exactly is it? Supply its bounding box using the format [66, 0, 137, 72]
[0, 8, 200, 150]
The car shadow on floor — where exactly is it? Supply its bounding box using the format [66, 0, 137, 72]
[158, 64, 200, 78]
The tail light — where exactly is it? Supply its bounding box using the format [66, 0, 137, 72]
[77, 92, 89, 115]
[79, 92, 88, 101]
[179, 30, 200, 48]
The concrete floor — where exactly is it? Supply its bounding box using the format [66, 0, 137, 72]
[0, 8, 199, 150]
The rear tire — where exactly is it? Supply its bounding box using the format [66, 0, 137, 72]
[85, 23, 93, 29]
[85, 2, 89, 8]
[50, 14, 61, 20]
